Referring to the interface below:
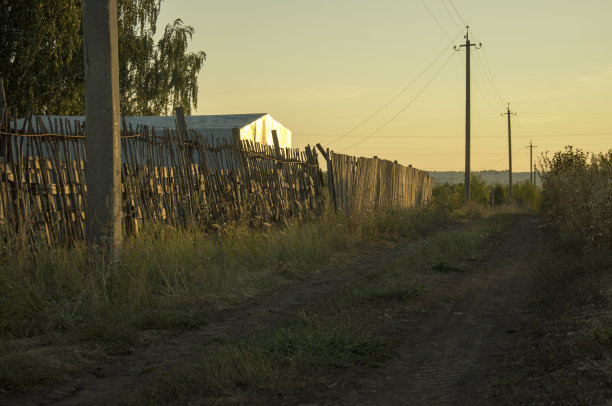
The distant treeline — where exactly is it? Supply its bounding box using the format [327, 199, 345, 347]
[428, 171, 541, 187]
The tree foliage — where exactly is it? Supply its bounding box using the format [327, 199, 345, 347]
[0, 0, 206, 116]
[0, 0, 83, 115]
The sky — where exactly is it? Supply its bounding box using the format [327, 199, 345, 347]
[157, 0, 612, 171]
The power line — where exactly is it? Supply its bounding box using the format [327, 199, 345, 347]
[440, 0, 463, 31]
[444, 0, 509, 109]
[521, 131, 612, 137]
[514, 115, 531, 142]
[448, 0, 468, 27]
[294, 133, 511, 139]
[478, 148, 528, 170]
[422, 0, 455, 41]
[326, 29, 463, 147]
[467, 28, 508, 108]
[369, 152, 519, 156]
[471, 63, 505, 113]
[341, 51, 456, 153]
[472, 51, 506, 106]
[425, 0, 501, 115]
[440, 0, 508, 114]
[478, 48, 506, 104]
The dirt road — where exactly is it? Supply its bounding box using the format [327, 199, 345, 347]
[323, 215, 541, 405]
[7, 215, 541, 405]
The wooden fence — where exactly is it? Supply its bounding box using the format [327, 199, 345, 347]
[0, 107, 324, 247]
[317, 147, 433, 213]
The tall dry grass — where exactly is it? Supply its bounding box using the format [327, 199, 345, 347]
[0, 205, 452, 346]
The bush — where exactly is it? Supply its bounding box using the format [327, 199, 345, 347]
[540, 146, 612, 248]
[512, 181, 542, 211]
[433, 174, 492, 210]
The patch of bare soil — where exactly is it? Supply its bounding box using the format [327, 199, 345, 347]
[308, 215, 542, 405]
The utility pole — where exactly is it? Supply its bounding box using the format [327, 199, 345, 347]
[502, 104, 516, 201]
[455, 26, 481, 205]
[83, 0, 122, 258]
[526, 140, 537, 185]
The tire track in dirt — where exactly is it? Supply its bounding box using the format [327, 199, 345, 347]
[5, 232, 444, 406]
[331, 215, 541, 406]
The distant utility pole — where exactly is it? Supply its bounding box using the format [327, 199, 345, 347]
[455, 26, 481, 205]
[82, 0, 122, 257]
[502, 104, 516, 201]
[526, 140, 537, 185]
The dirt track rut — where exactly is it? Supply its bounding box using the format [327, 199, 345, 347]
[328, 215, 541, 405]
[7, 216, 541, 405]
[7, 235, 425, 406]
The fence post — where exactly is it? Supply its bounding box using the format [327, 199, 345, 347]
[271, 129, 283, 169]
[0, 77, 6, 159]
[233, 127, 250, 178]
[316, 143, 337, 212]
[175, 107, 193, 163]
[0, 77, 5, 119]
[174, 107, 197, 224]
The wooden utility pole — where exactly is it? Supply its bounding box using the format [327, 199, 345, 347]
[82, 0, 122, 256]
[526, 140, 537, 185]
[455, 26, 481, 205]
[502, 104, 516, 201]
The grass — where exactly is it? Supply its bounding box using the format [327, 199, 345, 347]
[128, 311, 393, 405]
[483, 148, 612, 404]
[0, 205, 453, 393]
[487, 230, 612, 405]
[0, 204, 515, 397]
[124, 212, 518, 405]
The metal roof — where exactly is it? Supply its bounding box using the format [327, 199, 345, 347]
[122, 113, 268, 130]
[17, 113, 271, 131]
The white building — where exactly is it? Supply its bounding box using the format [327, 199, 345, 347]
[19, 113, 292, 149]
[123, 113, 291, 149]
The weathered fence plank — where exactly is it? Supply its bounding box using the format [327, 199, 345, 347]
[328, 151, 433, 213]
[0, 109, 324, 247]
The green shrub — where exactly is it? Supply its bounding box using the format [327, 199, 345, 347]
[512, 181, 542, 211]
[433, 174, 491, 210]
[540, 146, 612, 248]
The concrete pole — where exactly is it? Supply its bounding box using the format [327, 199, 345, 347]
[506, 105, 513, 201]
[455, 27, 480, 205]
[529, 139, 533, 185]
[464, 35, 471, 206]
[82, 0, 122, 256]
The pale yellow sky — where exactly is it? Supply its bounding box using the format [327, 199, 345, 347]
[159, 0, 612, 171]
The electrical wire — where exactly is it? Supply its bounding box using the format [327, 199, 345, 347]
[443, 0, 510, 110]
[341, 51, 456, 153]
[326, 29, 463, 147]
[471, 61, 506, 113]
[426, 0, 503, 113]
[523, 132, 612, 138]
[294, 133, 511, 139]
[447, 0, 468, 27]
[440, 0, 464, 31]
[513, 114, 530, 142]
[473, 51, 506, 106]
[478, 148, 528, 170]
[478, 49, 507, 104]
[422, 0, 455, 41]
